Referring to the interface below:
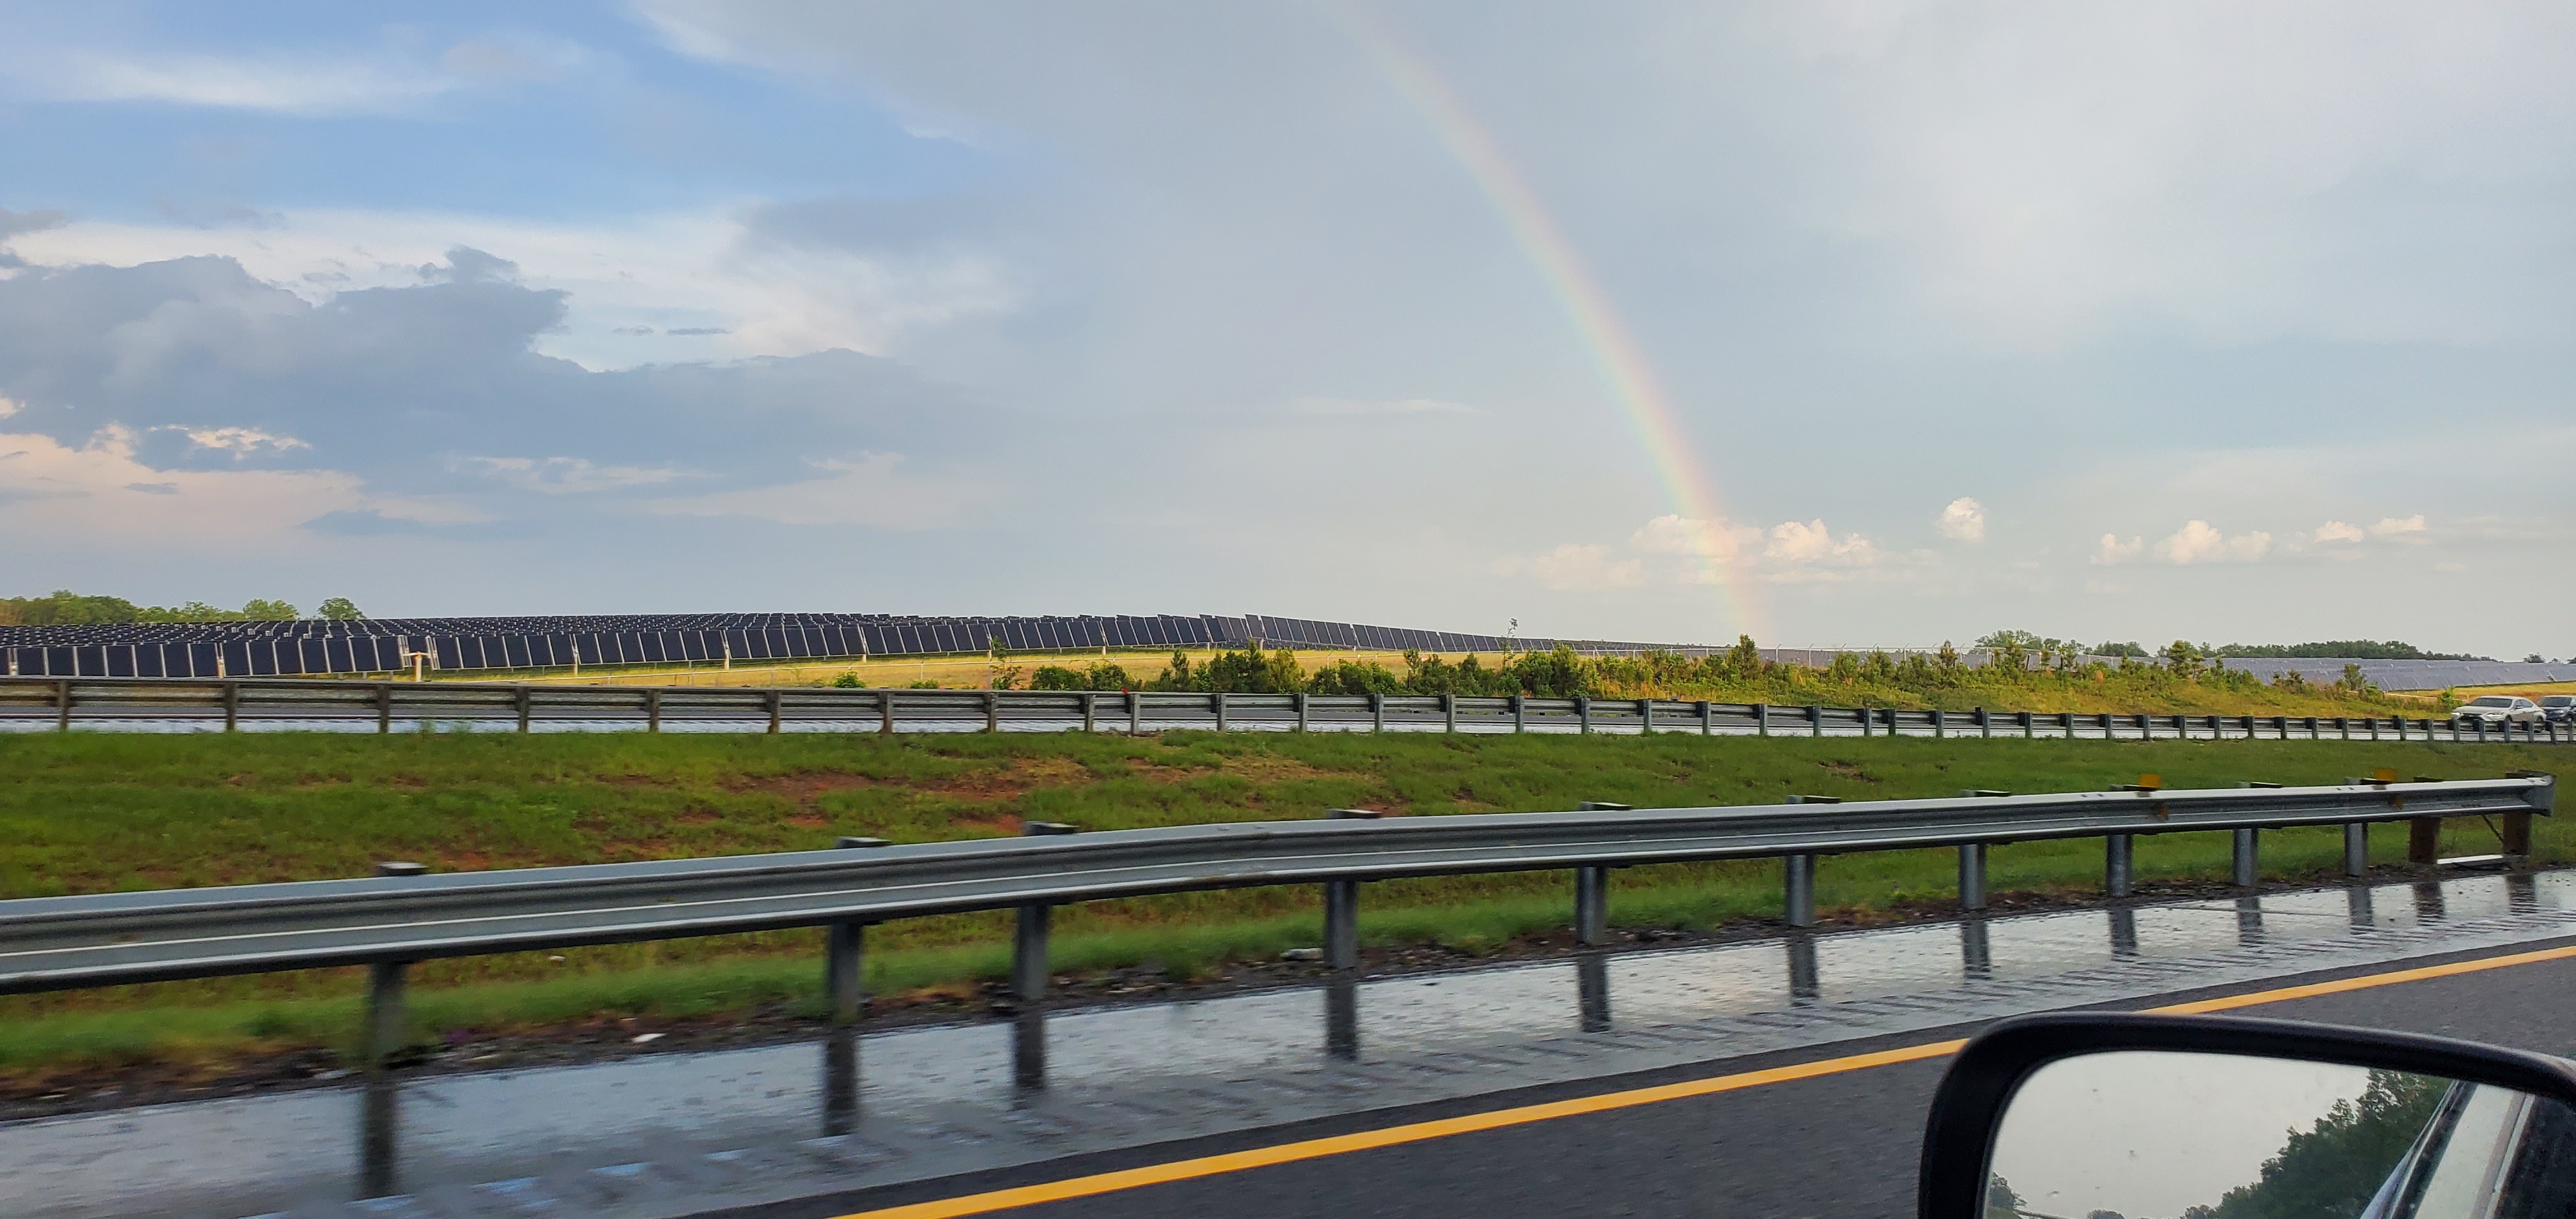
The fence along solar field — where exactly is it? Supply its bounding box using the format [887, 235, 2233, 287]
[0, 611, 1707, 681]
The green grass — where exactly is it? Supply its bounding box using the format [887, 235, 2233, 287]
[0, 730, 2564, 1077]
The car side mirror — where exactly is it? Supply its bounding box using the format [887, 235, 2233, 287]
[1919, 1014, 2576, 1219]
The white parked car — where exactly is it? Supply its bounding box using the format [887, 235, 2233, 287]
[2451, 694, 2543, 725]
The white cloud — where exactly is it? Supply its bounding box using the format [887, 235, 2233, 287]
[648, 452, 980, 528]
[2094, 534, 2144, 565]
[1496, 543, 1645, 592]
[1292, 396, 1475, 416]
[2370, 514, 2427, 536]
[2313, 520, 2366, 543]
[1936, 496, 1985, 541]
[2153, 519, 2272, 564]
[1765, 519, 1878, 565]
[1632, 514, 1758, 562]
[459, 456, 695, 494]
[4, 209, 1021, 371]
[0, 395, 17, 419]
[174, 425, 310, 456]
[6, 49, 465, 116]
[0, 427, 362, 546]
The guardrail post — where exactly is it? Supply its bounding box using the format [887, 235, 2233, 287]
[2409, 817, 2441, 864]
[647, 689, 663, 733]
[2231, 829, 2258, 888]
[2305, 716, 2320, 740]
[1214, 691, 1228, 733]
[1784, 854, 1818, 928]
[1577, 697, 1592, 734]
[1637, 697, 1653, 734]
[1976, 707, 1991, 738]
[1571, 801, 1628, 946]
[825, 836, 887, 1023]
[1932, 709, 1946, 739]
[826, 921, 866, 1024]
[1294, 692, 1308, 733]
[376, 682, 394, 734]
[2395, 717, 2409, 742]
[54, 678, 70, 732]
[2021, 710, 2034, 739]
[1699, 700, 1713, 735]
[516, 686, 532, 733]
[1957, 843, 1987, 910]
[2343, 823, 2370, 877]
[1443, 693, 1455, 733]
[2097, 712, 2113, 740]
[1512, 694, 1526, 733]
[983, 691, 999, 734]
[1082, 691, 1099, 733]
[1130, 691, 1144, 735]
[1575, 866, 1609, 946]
[2104, 834, 2133, 898]
[1370, 693, 1384, 733]
[223, 680, 240, 732]
[1012, 822, 1080, 1002]
[2503, 809, 2534, 857]
[1809, 705, 1824, 737]
[1857, 705, 1872, 738]
[2135, 712, 2150, 740]
[365, 862, 429, 1073]
[1323, 809, 1377, 968]
[2060, 711, 2076, 739]
[1755, 703, 1770, 737]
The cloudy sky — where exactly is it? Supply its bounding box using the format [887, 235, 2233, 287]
[2, 2, 2569, 656]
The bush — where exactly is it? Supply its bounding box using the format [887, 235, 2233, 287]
[831, 673, 862, 689]
[1027, 665, 1088, 691]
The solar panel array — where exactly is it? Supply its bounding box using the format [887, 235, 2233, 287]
[2216, 657, 2576, 691]
[0, 613, 1700, 679]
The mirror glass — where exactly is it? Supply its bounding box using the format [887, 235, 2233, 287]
[1986, 1050, 2576, 1219]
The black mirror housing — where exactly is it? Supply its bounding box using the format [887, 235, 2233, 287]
[1919, 1013, 2576, 1219]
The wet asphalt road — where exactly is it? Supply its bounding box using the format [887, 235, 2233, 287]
[769, 942, 2576, 1219]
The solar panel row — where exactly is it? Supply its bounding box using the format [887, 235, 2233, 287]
[0, 611, 1698, 678]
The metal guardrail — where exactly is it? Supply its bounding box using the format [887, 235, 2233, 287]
[0, 776, 2551, 1068]
[2, 677, 2568, 744]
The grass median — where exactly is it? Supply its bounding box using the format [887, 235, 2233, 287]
[0, 729, 2564, 1081]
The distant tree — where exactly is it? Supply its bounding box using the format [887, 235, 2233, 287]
[2095, 640, 2150, 659]
[2206, 1070, 2444, 1219]
[317, 597, 363, 621]
[240, 599, 298, 621]
[2217, 640, 2474, 661]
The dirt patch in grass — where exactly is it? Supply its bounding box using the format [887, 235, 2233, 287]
[1818, 760, 1879, 782]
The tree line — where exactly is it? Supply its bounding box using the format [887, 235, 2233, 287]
[0, 589, 363, 625]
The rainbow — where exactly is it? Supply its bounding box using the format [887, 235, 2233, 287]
[1331, 4, 1765, 641]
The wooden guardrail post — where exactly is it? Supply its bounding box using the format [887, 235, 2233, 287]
[1443, 694, 1456, 733]
[514, 686, 532, 733]
[1213, 691, 1227, 733]
[223, 680, 240, 732]
[1370, 693, 1384, 733]
[646, 688, 663, 733]
[55, 678, 71, 732]
[376, 682, 393, 735]
[1084, 691, 1100, 733]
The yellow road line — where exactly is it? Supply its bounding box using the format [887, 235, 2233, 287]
[839, 941, 2576, 1218]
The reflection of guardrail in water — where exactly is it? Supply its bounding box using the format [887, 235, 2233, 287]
[0, 778, 2551, 1077]
[2, 676, 2572, 746]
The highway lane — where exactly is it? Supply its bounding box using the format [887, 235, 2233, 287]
[786, 945, 2576, 1219]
